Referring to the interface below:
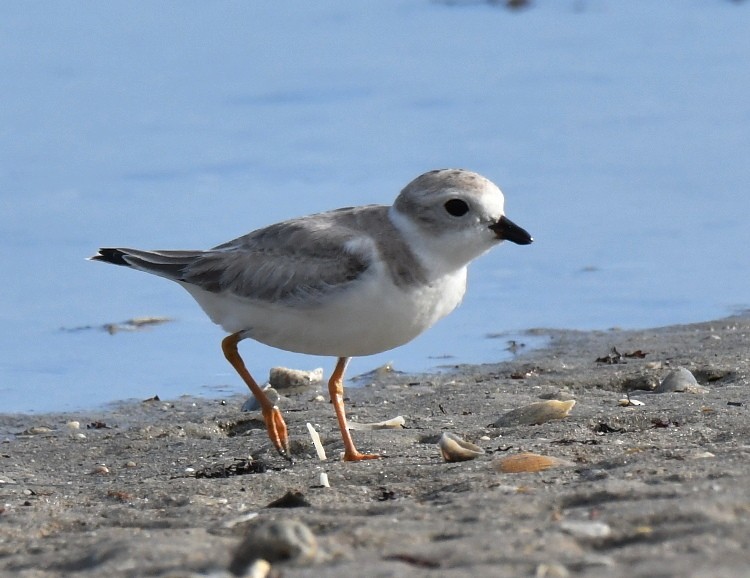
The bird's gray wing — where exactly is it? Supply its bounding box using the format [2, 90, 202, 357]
[92, 205, 426, 306]
[181, 213, 375, 304]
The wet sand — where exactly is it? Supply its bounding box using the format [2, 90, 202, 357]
[1, 315, 749, 577]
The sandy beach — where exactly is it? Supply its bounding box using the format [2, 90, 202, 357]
[1, 314, 749, 577]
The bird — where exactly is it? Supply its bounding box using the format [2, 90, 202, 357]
[91, 168, 533, 461]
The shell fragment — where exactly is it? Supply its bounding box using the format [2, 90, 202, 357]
[438, 432, 485, 462]
[492, 400, 576, 427]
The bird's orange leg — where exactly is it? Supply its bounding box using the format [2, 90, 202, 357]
[222, 332, 291, 461]
[329, 357, 379, 461]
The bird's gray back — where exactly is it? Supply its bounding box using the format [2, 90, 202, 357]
[179, 205, 428, 306]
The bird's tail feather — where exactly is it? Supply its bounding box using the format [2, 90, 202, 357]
[89, 248, 202, 281]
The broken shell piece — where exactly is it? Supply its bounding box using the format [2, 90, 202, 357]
[21, 426, 53, 435]
[348, 416, 405, 431]
[492, 400, 576, 428]
[269, 366, 323, 392]
[493, 452, 572, 473]
[655, 367, 708, 394]
[306, 423, 327, 461]
[438, 432, 485, 462]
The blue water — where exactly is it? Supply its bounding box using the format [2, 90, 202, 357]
[1, 1, 749, 413]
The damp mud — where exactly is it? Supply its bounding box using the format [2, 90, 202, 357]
[1, 315, 749, 577]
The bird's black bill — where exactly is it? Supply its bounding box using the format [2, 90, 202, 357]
[490, 216, 533, 245]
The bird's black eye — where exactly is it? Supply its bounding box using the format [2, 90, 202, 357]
[444, 198, 470, 217]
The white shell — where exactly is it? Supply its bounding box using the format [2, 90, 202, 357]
[655, 367, 708, 393]
[438, 432, 485, 462]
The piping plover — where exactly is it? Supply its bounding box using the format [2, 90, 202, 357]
[91, 169, 532, 461]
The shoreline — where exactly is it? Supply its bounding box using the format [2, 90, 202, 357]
[1, 314, 749, 577]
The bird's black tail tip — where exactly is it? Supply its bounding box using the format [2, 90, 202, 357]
[89, 248, 130, 267]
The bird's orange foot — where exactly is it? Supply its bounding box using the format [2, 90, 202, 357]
[343, 450, 380, 462]
[261, 405, 292, 462]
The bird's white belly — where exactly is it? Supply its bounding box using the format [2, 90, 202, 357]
[181, 269, 467, 357]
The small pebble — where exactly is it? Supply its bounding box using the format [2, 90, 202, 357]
[577, 468, 609, 481]
[559, 520, 612, 539]
[266, 490, 311, 509]
[536, 562, 570, 578]
[621, 374, 659, 392]
[538, 389, 576, 401]
[269, 366, 323, 391]
[245, 559, 271, 578]
[229, 519, 318, 575]
[242, 387, 281, 412]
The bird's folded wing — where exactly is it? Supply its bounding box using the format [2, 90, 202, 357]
[183, 218, 374, 305]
